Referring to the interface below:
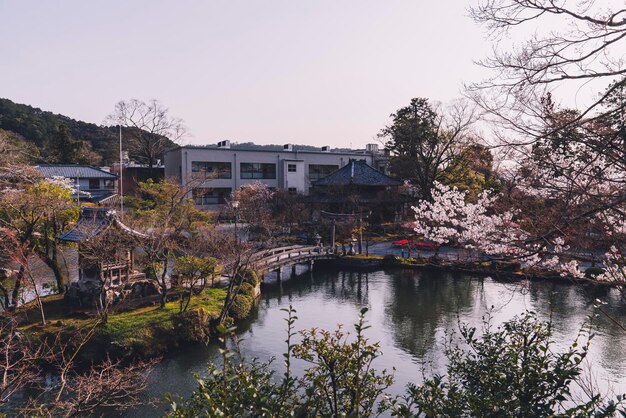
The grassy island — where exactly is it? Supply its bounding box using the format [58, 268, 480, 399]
[19, 288, 228, 362]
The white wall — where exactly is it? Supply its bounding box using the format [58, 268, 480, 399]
[165, 146, 375, 207]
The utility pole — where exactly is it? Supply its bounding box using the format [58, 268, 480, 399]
[119, 125, 124, 218]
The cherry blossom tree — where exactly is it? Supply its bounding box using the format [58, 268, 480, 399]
[412, 181, 523, 256]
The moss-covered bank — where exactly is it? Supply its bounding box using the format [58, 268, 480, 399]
[19, 288, 229, 363]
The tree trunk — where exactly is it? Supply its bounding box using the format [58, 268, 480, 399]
[31, 278, 46, 326]
[0, 281, 10, 310]
[34, 246, 67, 294]
[159, 256, 168, 308]
[47, 254, 66, 294]
[10, 266, 25, 310]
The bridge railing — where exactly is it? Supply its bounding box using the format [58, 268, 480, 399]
[252, 245, 334, 270]
[249, 245, 306, 262]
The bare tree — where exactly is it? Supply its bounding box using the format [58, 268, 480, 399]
[125, 179, 209, 308]
[105, 99, 187, 168]
[1, 305, 154, 417]
[464, 0, 626, 283]
[187, 225, 257, 325]
[0, 130, 39, 166]
[0, 313, 42, 408]
[468, 0, 626, 143]
[27, 323, 154, 417]
[23, 356, 153, 418]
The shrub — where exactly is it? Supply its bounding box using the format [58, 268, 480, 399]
[382, 254, 399, 266]
[173, 308, 211, 343]
[239, 282, 255, 298]
[229, 294, 253, 320]
[168, 307, 393, 417]
[392, 311, 622, 417]
[240, 268, 259, 286]
[170, 309, 626, 418]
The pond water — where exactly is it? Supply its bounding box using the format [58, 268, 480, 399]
[129, 266, 626, 416]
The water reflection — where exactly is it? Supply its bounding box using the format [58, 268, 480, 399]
[128, 267, 626, 417]
[384, 269, 480, 356]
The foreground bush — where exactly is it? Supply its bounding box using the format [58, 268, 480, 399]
[389, 311, 624, 417]
[167, 310, 625, 417]
[167, 307, 392, 417]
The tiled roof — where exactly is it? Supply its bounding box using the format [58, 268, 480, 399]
[313, 160, 402, 187]
[58, 207, 112, 242]
[58, 207, 146, 242]
[36, 165, 118, 179]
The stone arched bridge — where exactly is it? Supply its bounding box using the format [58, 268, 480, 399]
[250, 245, 337, 279]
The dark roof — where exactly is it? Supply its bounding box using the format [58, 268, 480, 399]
[58, 207, 146, 242]
[312, 160, 402, 187]
[36, 165, 118, 179]
[166, 145, 372, 157]
[58, 207, 111, 242]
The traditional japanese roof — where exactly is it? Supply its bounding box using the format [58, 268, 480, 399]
[312, 160, 402, 187]
[58, 207, 146, 242]
[36, 165, 118, 179]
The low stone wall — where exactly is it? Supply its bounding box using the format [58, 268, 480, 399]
[331, 256, 618, 287]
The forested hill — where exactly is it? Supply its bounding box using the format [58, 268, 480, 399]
[0, 98, 171, 166]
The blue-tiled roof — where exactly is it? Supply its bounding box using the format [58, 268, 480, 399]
[58, 207, 112, 242]
[58, 207, 147, 242]
[313, 160, 402, 187]
[36, 165, 118, 179]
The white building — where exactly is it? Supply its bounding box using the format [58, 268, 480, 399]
[164, 142, 385, 208]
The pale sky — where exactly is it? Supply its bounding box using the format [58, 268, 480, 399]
[0, 0, 491, 148]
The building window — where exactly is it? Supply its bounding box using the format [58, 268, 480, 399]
[191, 161, 232, 179]
[308, 164, 339, 181]
[103, 179, 115, 189]
[240, 163, 276, 179]
[192, 187, 232, 205]
[288, 187, 297, 194]
[88, 179, 100, 189]
[288, 164, 297, 172]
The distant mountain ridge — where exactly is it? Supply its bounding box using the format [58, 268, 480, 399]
[0, 98, 172, 166]
[0, 98, 363, 167]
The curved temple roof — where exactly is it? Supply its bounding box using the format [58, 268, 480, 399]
[58, 207, 147, 242]
[312, 159, 402, 187]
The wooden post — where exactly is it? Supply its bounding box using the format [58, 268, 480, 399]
[276, 266, 282, 282]
[331, 219, 336, 252]
[291, 264, 297, 276]
[358, 215, 363, 254]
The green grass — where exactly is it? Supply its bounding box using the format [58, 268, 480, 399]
[102, 288, 225, 344]
[343, 254, 384, 260]
[20, 288, 227, 357]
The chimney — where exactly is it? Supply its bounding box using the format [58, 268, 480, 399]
[217, 140, 231, 149]
[321, 146, 330, 152]
[366, 143, 379, 153]
[283, 144, 293, 151]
